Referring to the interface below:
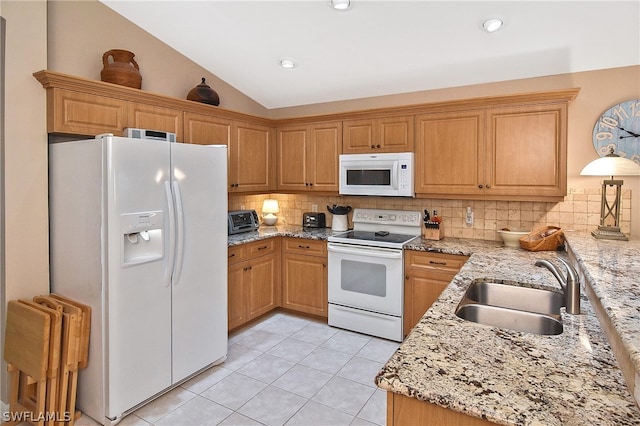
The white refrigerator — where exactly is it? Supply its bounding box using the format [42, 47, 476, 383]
[48, 135, 228, 425]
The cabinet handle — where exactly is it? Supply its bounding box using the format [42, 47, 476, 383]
[323, 264, 327, 268]
[429, 260, 447, 266]
[371, 144, 375, 148]
[309, 183, 313, 186]
[478, 184, 483, 189]
[376, 144, 381, 148]
[486, 184, 491, 188]
[405, 275, 409, 280]
[229, 253, 236, 258]
[257, 245, 269, 250]
[298, 245, 310, 249]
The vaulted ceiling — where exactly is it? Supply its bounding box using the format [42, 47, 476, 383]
[101, 1, 640, 109]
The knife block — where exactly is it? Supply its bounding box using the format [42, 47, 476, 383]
[423, 221, 444, 240]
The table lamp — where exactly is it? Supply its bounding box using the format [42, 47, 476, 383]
[262, 199, 280, 226]
[580, 148, 640, 240]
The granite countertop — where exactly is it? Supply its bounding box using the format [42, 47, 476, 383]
[227, 225, 335, 246]
[376, 234, 640, 425]
[228, 227, 640, 424]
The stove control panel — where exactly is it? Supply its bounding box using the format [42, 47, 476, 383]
[353, 209, 422, 227]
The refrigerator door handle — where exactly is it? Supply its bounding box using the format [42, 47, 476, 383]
[164, 181, 176, 287]
[172, 181, 186, 285]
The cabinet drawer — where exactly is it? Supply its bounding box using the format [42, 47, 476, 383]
[246, 239, 278, 257]
[283, 238, 327, 256]
[405, 251, 468, 274]
[228, 245, 245, 264]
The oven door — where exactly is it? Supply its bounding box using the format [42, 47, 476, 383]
[327, 242, 403, 316]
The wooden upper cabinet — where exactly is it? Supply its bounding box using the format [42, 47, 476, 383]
[486, 104, 567, 198]
[343, 115, 413, 154]
[309, 123, 342, 191]
[128, 102, 183, 140]
[416, 102, 569, 201]
[277, 122, 342, 192]
[415, 110, 485, 196]
[230, 121, 275, 193]
[47, 88, 128, 136]
[183, 112, 232, 146]
[277, 126, 309, 191]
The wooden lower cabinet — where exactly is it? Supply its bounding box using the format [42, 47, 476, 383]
[387, 393, 492, 426]
[403, 251, 468, 336]
[227, 239, 281, 331]
[281, 238, 328, 317]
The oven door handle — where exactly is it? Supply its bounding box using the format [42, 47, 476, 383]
[328, 244, 402, 259]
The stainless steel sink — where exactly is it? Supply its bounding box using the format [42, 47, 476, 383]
[463, 280, 563, 316]
[456, 304, 563, 335]
[455, 280, 564, 335]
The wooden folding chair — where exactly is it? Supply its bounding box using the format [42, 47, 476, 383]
[3, 300, 51, 426]
[20, 299, 63, 426]
[38, 295, 84, 426]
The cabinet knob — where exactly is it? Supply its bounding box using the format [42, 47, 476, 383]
[309, 182, 313, 186]
[371, 144, 375, 148]
[376, 144, 381, 148]
[486, 184, 491, 188]
[478, 184, 483, 189]
[405, 275, 409, 280]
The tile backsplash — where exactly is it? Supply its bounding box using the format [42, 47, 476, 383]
[229, 187, 632, 241]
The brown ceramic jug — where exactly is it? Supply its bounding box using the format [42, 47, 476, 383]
[100, 49, 142, 89]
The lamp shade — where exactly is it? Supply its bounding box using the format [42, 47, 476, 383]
[262, 199, 279, 214]
[580, 151, 640, 177]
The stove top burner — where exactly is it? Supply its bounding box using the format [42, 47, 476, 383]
[328, 230, 418, 248]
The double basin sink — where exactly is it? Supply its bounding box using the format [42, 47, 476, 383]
[455, 279, 564, 335]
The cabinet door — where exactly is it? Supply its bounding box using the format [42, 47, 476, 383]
[308, 122, 342, 192]
[486, 104, 567, 197]
[342, 119, 375, 154]
[230, 121, 275, 192]
[378, 116, 414, 152]
[50, 88, 128, 135]
[128, 102, 183, 140]
[403, 274, 449, 336]
[246, 254, 281, 320]
[282, 253, 327, 317]
[277, 126, 309, 191]
[184, 112, 232, 146]
[228, 262, 247, 331]
[415, 111, 485, 195]
[403, 251, 468, 336]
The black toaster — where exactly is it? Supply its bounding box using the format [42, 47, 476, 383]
[303, 212, 326, 229]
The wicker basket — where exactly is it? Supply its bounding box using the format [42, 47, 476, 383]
[519, 226, 565, 251]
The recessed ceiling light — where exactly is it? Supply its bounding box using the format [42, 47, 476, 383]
[279, 58, 297, 69]
[330, 0, 351, 11]
[482, 18, 503, 33]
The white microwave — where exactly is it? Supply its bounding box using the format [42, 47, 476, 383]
[339, 152, 414, 197]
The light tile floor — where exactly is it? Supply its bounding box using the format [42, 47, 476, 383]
[76, 311, 399, 426]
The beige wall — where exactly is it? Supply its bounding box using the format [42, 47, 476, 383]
[47, 0, 269, 117]
[0, 0, 49, 405]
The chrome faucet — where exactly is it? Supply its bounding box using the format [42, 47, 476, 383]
[535, 257, 581, 314]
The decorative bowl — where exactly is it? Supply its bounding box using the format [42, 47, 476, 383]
[497, 229, 529, 248]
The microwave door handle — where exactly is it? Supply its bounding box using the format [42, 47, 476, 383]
[392, 161, 399, 189]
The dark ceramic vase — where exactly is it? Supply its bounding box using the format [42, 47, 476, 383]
[187, 77, 220, 106]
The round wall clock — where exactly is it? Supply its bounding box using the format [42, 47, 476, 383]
[592, 99, 640, 165]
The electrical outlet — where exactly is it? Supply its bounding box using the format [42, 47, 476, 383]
[465, 207, 474, 226]
[240, 204, 245, 210]
[311, 204, 318, 212]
